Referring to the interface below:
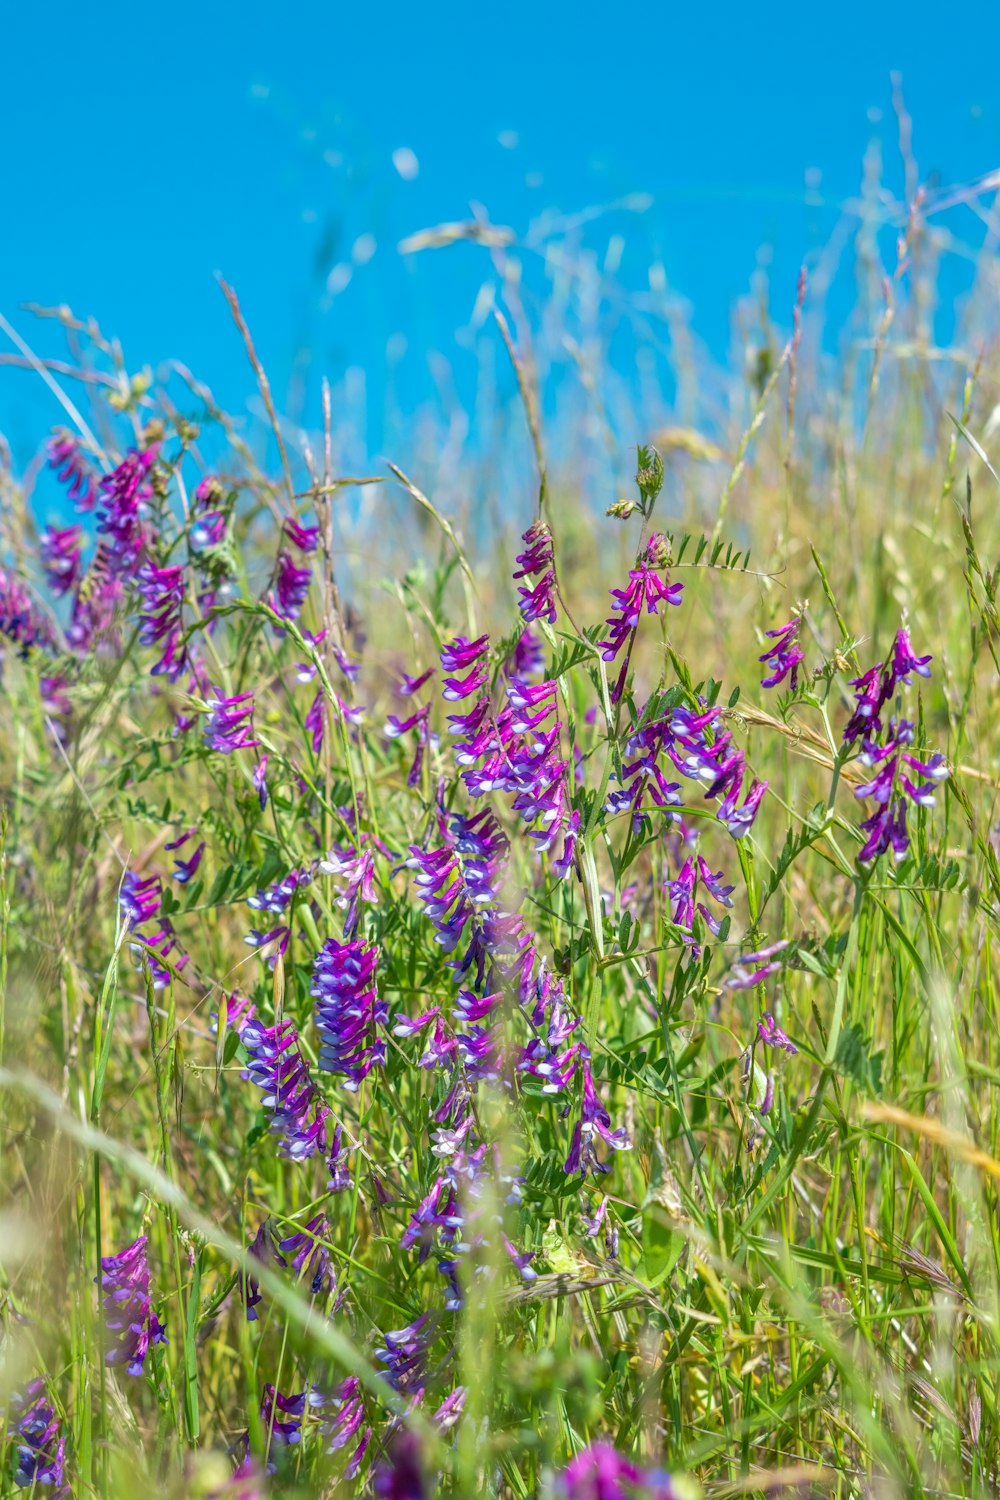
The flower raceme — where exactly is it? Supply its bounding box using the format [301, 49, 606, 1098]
[759, 615, 804, 690]
[843, 629, 948, 863]
[312, 938, 387, 1090]
[241, 1016, 328, 1160]
[96, 1234, 168, 1376]
[599, 532, 683, 701]
[513, 518, 557, 624]
[9, 1381, 68, 1494]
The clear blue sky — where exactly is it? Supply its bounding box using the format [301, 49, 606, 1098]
[2, 0, 998, 462]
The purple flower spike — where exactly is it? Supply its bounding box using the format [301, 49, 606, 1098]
[136, 561, 188, 680]
[10, 1381, 67, 1492]
[759, 616, 804, 691]
[39, 524, 84, 597]
[95, 448, 157, 574]
[253, 756, 268, 810]
[240, 1221, 286, 1322]
[241, 1016, 328, 1159]
[47, 429, 99, 511]
[757, 1012, 798, 1054]
[598, 534, 683, 698]
[279, 1214, 333, 1296]
[96, 1234, 168, 1375]
[283, 515, 320, 553]
[259, 1383, 325, 1448]
[374, 1313, 430, 1395]
[270, 551, 312, 622]
[204, 688, 260, 753]
[513, 518, 557, 624]
[312, 939, 386, 1090]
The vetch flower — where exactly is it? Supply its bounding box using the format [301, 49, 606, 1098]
[599, 533, 682, 701]
[312, 939, 387, 1090]
[204, 688, 260, 754]
[513, 519, 557, 624]
[136, 561, 187, 679]
[95, 448, 157, 574]
[39, 524, 83, 597]
[757, 1012, 798, 1054]
[726, 939, 789, 989]
[96, 1234, 167, 1375]
[240, 1221, 286, 1322]
[278, 1214, 333, 1296]
[759, 616, 804, 691]
[9, 1381, 67, 1493]
[47, 429, 99, 511]
[283, 515, 320, 553]
[241, 1016, 328, 1159]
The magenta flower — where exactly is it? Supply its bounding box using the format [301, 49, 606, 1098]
[253, 756, 268, 810]
[204, 688, 260, 753]
[240, 1220, 286, 1322]
[9, 1381, 67, 1493]
[759, 616, 804, 690]
[513, 518, 557, 624]
[0, 567, 56, 656]
[95, 448, 157, 574]
[726, 939, 789, 989]
[757, 1012, 798, 1053]
[136, 561, 187, 679]
[39, 524, 83, 597]
[97, 1234, 167, 1375]
[599, 534, 682, 699]
[283, 515, 320, 553]
[270, 551, 312, 622]
[47, 429, 99, 511]
[241, 1017, 328, 1160]
[312, 939, 386, 1090]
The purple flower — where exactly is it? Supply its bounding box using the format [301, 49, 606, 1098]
[39, 524, 83, 597]
[726, 939, 790, 989]
[204, 688, 260, 753]
[440, 633, 490, 700]
[599, 534, 682, 700]
[328, 1122, 352, 1193]
[312, 939, 386, 1090]
[398, 666, 435, 695]
[559, 1443, 641, 1499]
[240, 1221, 286, 1322]
[890, 627, 932, 686]
[564, 1059, 630, 1178]
[259, 1383, 325, 1448]
[373, 1431, 426, 1499]
[270, 551, 312, 622]
[759, 616, 804, 691]
[374, 1313, 430, 1395]
[284, 515, 320, 553]
[95, 448, 157, 574]
[96, 1234, 167, 1375]
[248, 866, 311, 915]
[0, 567, 56, 656]
[136, 561, 187, 680]
[241, 1017, 328, 1159]
[9, 1381, 67, 1492]
[253, 756, 268, 810]
[509, 625, 545, 677]
[279, 1214, 333, 1296]
[171, 839, 205, 885]
[119, 871, 162, 927]
[757, 1012, 798, 1054]
[513, 519, 557, 624]
[305, 688, 325, 752]
[47, 429, 99, 511]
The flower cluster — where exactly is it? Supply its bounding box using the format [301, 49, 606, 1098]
[241, 1016, 328, 1159]
[118, 869, 187, 989]
[39, 524, 83, 597]
[136, 560, 188, 679]
[599, 533, 683, 701]
[759, 615, 803, 690]
[97, 1234, 167, 1375]
[47, 430, 99, 511]
[95, 447, 157, 574]
[312, 938, 387, 1089]
[8, 1381, 67, 1494]
[844, 628, 947, 863]
[513, 519, 557, 624]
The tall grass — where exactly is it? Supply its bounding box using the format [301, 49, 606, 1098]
[2, 136, 1000, 1500]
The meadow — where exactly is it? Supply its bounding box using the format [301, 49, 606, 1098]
[2, 146, 1000, 1500]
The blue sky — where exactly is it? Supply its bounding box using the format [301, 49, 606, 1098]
[2, 0, 998, 462]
